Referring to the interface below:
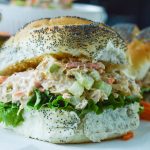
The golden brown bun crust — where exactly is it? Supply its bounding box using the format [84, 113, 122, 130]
[127, 27, 150, 69]
[1, 55, 44, 75]
[0, 16, 127, 75]
[126, 27, 150, 79]
[127, 40, 150, 70]
[23, 16, 93, 29]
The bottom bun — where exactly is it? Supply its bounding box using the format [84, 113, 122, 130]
[0, 103, 140, 143]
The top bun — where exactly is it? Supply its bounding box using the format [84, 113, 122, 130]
[112, 23, 140, 43]
[0, 16, 127, 75]
[126, 27, 150, 79]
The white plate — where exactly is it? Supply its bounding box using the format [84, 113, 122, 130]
[0, 3, 107, 34]
[0, 121, 150, 150]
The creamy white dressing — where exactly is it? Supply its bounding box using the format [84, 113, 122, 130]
[0, 70, 36, 108]
[35, 57, 75, 94]
[0, 56, 141, 109]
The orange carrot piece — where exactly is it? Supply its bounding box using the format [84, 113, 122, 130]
[39, 87, 45, 92]
[140, 101, 150, 121]
[14, 91, 25, 97]
[140, 101, 150, 108]
[122, 131, 134, 141]
[107, 78, 115, 84]
[140, 109, 150, 121]
[0, 76, 8, 84]
[140, 115, 150, 121]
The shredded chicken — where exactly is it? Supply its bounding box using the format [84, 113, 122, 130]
[0, 56, 141, 109]
[66, 62, 105, 70]
[0, 70, 36, 108]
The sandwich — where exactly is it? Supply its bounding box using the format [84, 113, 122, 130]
[0, 16, 141, 143]
[126, 27, 150, 101]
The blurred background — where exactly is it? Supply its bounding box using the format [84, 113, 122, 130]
[0, 0, 150, 34]
[76, 0, 150, 28]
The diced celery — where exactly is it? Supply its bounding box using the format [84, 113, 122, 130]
[94, 81, 112, 96]
[70, 96, 81, 106]
[74, 72, 94, 90]
[90, 70, 100, 81]
[49, 64, 60, 73]
[68, 82, 84, 97]
[75, 99, 88, 110]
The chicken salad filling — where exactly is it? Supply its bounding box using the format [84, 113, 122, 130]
[0, 56, 141, 127]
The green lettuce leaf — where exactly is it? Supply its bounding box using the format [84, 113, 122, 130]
[27, 89, 140, 118]
[78, 94, 140, 118]
[27, 89, 74, 111]
[0, 102, 24, 127]
[0, 89, 140, 127]
[78, 100, 103, 118]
